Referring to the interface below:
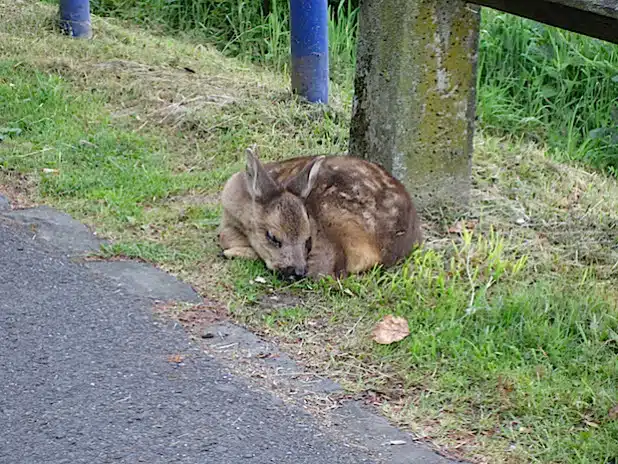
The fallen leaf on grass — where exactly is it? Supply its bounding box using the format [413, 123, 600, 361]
[256, 352, 279, 359]
[558, 183, 586, 209]
[372, 315, 410, 344]
[363, 391, 383, 406]
[447, 220, 478, 234]
[447, 221, 464, 234]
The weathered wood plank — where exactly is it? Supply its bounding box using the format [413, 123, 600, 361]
[349, 0, 481, 210]
[474, 0, 618, 44]
[546, 0, 618, 19]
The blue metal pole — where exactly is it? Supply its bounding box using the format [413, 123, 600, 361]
[289, 0, 329, 104]
[59, 0, 92, 39]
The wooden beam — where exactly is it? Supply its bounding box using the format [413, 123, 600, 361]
[546, 0, 618, 19]
[474, 0, 618, 44]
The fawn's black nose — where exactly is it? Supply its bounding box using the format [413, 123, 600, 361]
[280, 266, 307, 280]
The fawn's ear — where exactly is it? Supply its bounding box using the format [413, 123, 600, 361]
[285, 156, 325, 200]
[245, 145, 281, 202]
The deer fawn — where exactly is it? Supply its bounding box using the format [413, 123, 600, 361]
[219, 146, 422, 280]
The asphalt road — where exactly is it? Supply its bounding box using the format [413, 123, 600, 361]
[0, 218, 379, 464]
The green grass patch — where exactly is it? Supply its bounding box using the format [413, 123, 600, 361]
[477, 10, 618, 175]
[230, 232, 618, 463]
[2, 3, 618, 463]
[0, 63, 204, 236]
[87, 0, 618, 175]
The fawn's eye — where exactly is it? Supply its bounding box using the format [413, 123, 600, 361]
[305, 237, 312, 255]
[266, 231, 282, 248]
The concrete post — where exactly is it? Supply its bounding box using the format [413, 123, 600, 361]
[349, 0, 480, 210]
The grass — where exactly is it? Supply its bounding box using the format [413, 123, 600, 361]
[1, 2, 618, 463]
[85, 0, 618, 175]
[477, 11, 618, 175]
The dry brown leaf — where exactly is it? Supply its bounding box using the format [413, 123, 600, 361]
[167, 354, 184, 364]
[372, 315, 410, 345]
[447, 220, 477, 234]
[559, 186, 584, 209]
[609, 405, 618, 420]
[447, 221, 464, 234]
[568, 187, 583, 205]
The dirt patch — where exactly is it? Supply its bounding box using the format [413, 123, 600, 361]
[80, 254, 148, 263]
[469, 143, 618, 279]
[52, 57, 242, 127]
[164, 192, 221, 207]
[153, 298, 229, 336]
[0, 171, 38, 209]
[28, 55, 247, 141]
[257, 291, 305, 311]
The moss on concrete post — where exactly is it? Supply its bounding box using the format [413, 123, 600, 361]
[349, 0, 480, 210]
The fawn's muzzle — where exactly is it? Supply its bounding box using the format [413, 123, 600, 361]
[279, 265, 307, 280]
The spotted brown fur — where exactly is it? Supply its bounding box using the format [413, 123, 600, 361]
[219, 147, 422, 279]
